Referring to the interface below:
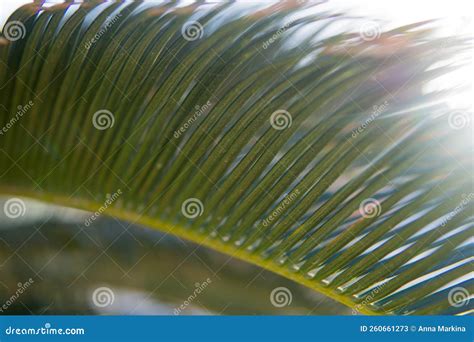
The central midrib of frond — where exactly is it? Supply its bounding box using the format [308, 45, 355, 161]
[0, 185, 377, 314]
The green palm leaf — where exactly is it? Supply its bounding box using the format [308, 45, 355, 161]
[0, 1, 472, 315]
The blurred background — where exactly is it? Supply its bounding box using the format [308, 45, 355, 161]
[0, 197, 350, 314]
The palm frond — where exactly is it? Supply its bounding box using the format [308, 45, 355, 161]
[0, 1, 472, 315]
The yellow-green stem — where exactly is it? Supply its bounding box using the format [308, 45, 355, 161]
[0, 185, 377, 315]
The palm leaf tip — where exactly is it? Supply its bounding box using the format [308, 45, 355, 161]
[0, 1, 472, 315]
